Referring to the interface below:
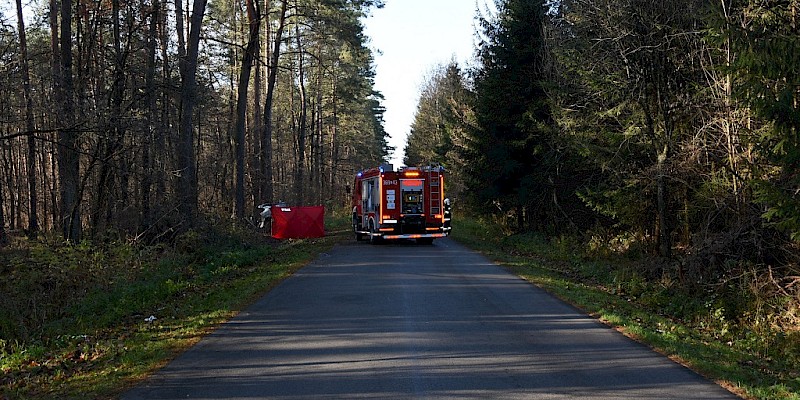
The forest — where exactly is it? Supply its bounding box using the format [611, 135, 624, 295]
[406, 0, 800, 353]
[1, 0, 799, 345]
[0, 0, 389, 244]
[1, 0, 800, 396]
[3, 0, 798, 310]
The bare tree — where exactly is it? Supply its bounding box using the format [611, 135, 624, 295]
[293, 6, 308, 206]
[56, 0, 81, 241]
[15, 0, 38, 235]
[0, 177, 5, 245]
[232, 0, 261, 219]
[261, 0, 289, 205]
[0, 0, 386, 240]
[176, 0, 209, 224]
[141, 0, 161, 229]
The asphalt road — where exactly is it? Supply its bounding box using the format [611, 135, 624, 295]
[122, 238, 738, 399]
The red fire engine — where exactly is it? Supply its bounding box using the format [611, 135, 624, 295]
[352, 164, 451, 244]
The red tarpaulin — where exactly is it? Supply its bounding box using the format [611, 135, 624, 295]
[271, 206, 325, 239]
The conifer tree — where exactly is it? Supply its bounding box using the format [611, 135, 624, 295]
[730, 1, 800, 240]
[405, 62, 465, 167]
[405, 61, 472, 199]
[469, 0, 554, 230]
[552, 0, 706, 256]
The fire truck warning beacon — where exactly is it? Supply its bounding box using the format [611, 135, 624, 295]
[352, 164, 452, 244]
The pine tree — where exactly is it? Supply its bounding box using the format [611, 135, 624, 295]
[405, 61, 472, 199]
[552, 0, 707, 256]
[730, 0, 800, 240]
[470, 0, 554, 230]
[405, 62, 465, 166]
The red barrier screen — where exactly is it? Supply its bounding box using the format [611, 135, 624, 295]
[271, 206, 325, 239]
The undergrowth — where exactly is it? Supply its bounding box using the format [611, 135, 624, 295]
[450, 216, 800, 400]
[0, 211, 350, 399]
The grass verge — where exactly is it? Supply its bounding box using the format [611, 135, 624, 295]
[0, 212, 351, 399]
[450, 217, 800, 400]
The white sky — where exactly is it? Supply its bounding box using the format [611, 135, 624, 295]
[362, 0, 477, 167]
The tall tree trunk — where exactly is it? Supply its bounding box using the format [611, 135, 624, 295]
[656, 145, 671, 258]
[91, 0, 127, 237]
[0, 174, 5, 245]
[329, 67, 338, 201]
[176, 0, 208, 224]
[141, 0, 159, 229]
[156, 2, 169, 203]
[658, 65, 674, 258]
[294, 15, 307, 205]
[1, 147, 14, 231]
[652, 95, 673, 258]
[16, 0, 38, 235]
[47, 144, 58, 229]
[314, 43, 323, 204]
[720, 0, 741, 208]
[252, 16, 263, 207]
[109, 0, 127, 230]
[58, 0, 81, 242]
[314, 92, 322, 204]
[175, 0, 186, 57]
[233, 0, 261, 219]
[261, 0, 288, 204]
[49, 0, 61, 230]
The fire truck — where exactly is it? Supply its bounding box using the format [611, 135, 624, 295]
[352, 164, 451, 244]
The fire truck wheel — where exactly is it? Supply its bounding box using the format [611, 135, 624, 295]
[369, 221, 381, 245]
[353, 215, 363, 241]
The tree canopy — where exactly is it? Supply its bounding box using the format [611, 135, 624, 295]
[405, 0, 800, 287]
[0, 0, 389, 241]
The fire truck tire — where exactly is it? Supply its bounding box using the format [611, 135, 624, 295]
[353, 215, 363, 241]
[369, 221, 381, 245]
[417, 237, 434, 245]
